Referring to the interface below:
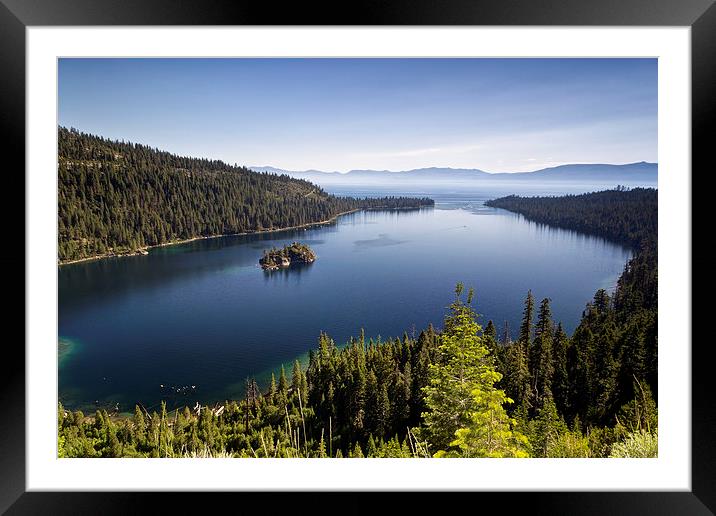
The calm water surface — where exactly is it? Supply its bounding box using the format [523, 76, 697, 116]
[58, 184, 636, 412]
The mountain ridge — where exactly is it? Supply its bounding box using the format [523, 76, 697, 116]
[248, 162, 657, 184]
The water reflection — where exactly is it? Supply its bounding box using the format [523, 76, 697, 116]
[261, 260, 315, 281]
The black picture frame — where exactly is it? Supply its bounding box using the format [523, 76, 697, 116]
[2, 0, 712, 513]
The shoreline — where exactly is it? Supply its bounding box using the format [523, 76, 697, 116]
[58, 206, 428, 266]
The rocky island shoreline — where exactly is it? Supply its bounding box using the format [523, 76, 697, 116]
[259, 242, 317, 270]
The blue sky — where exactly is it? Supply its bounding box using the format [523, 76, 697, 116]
[58, 58, 657, 173]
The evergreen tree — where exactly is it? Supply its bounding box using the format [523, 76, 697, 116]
[133, 406, 147, 448]
[510, 290, 535, 412]
[483, 319, 500, 369]
[423, 284, 528, 457]
[292, 359, 304, 393]
[501, 320, 512, 345]
[268, 373, 277, 400]
[551, 323, 570, 417]
[527, 398, 566, 458]
[278, 365, 288, 394]
[519, 290, 535, 347]
[531, 298, 555, 413]
[375, 382, 391, 438]
[503, 342, 530, 414]
[350, 442, 364, 458]
[367, 434, 378, 457]
[317, 432, 327, 458]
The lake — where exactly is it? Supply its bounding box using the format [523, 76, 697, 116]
[58, 183, 637, 413]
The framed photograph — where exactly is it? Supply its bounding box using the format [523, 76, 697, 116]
[4, 0, 712, 513]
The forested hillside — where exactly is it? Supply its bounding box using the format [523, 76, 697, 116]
[487, 188, 657, 425]
[58, 127, 433, 263]
[485, 187, 657, 249]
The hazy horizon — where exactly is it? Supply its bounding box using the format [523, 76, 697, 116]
[59, 58, 657, 173]
[247, 161, 657, 175]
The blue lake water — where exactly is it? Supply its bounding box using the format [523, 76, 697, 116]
[58, 183, 637, 413]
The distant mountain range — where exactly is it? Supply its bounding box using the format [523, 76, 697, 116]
[249, 162, 657, 185]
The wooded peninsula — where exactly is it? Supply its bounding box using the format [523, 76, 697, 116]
[58, 187, 658, 459]
[58, 127, 433, 264]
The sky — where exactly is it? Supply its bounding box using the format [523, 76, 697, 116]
[58, 58, 657, 173]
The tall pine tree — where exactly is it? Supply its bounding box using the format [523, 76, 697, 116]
[422, 284, 528, 457]
[531, 298, 555, 413]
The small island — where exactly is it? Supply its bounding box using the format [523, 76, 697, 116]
[259, 242, 317, 270]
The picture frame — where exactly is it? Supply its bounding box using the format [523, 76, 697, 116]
[2, 0, 712, 513]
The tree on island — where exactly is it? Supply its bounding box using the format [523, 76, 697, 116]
[259, 242, 317, 270]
